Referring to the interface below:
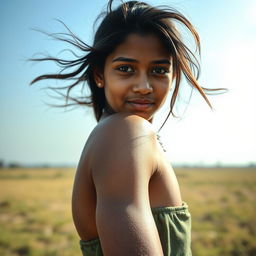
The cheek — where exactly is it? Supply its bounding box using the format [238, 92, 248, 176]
[156, 80, 172, 97]
[104, 76, 129, 99]
[154, 83, 172, 108]
[104, 83, 125, 108]
[105, 84, 123, 98]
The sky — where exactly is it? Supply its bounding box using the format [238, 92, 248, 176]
[0, 0, 255, 167]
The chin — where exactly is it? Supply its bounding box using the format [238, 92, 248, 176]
[130, 112, 154, 122]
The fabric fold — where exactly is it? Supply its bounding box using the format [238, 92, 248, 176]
[79, 202, 192, 256]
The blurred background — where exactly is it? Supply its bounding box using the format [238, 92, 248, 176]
[0, 0, 255, 255]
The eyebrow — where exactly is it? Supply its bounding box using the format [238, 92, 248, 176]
[112, 57, 171, 65]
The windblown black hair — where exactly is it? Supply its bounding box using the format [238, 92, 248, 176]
[30, 0, 224, 126]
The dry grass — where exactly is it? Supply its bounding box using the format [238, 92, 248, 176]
[0, 167, 255, 255]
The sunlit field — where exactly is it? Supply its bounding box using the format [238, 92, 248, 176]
[0, 167, 255, 256]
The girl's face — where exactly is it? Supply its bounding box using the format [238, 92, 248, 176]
[94, 33, 173, 121]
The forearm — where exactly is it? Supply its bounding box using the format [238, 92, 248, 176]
[96, 203, 164, 256]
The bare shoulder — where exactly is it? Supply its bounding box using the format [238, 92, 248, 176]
[97, 113, 155, 135]
[89, 113, 159, 185]
[90, 113, 157, 152]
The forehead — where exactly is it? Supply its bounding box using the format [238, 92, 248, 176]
[108, 33, 171, 61]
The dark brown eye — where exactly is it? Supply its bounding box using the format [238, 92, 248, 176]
[152, 67, 169, 74]
[116, 65, 133, 73]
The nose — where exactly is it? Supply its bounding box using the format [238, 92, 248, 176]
[132, 74, 153, 94]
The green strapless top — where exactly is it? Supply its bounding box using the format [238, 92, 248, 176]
[79, 202, 192, 256]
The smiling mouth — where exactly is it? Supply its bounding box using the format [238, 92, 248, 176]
[126, 99, 154, 111]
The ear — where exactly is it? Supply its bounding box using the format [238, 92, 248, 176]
[93, 67, 104, 88]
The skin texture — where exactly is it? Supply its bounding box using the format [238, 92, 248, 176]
[72, 34, 182, 255]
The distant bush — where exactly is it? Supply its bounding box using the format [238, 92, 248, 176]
[0, 160, 4, 168]
[8, 162, 23, 168]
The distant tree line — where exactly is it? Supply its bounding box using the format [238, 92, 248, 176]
[0, 160, 23, 168]
[0, 159, 255, 169]
[0, 160, 75, 169]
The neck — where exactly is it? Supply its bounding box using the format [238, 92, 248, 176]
[100, 104, 154, 123]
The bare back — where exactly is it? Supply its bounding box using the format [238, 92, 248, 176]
[72, 113, 182, 244]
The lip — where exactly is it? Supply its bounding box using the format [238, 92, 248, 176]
[126, 98, 154, 111]
[126, 98, 154, 104]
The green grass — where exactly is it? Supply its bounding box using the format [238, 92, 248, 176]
[0, 167, 256, 255]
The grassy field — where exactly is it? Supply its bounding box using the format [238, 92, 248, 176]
[0, 167, 255, 256]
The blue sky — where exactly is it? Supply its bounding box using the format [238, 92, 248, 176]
[1, 0, 255, 166]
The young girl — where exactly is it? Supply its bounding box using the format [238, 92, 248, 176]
[31, 1, 217, 255]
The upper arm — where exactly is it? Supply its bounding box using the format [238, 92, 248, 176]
[91, 115, 163, 255]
